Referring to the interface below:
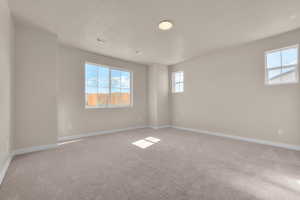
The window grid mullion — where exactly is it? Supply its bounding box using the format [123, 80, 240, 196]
[280, 50, 283, 82]
[268, 65, 297, 71]
[108, 68, 111, 107]
[96, 67, 99, 107]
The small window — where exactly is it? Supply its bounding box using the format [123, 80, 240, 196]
[85, 63, 132, 108]
[172, 71, 184, 93]
[265, 45, 299, 85]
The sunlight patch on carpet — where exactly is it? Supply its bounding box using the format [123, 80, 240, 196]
[132, 137, 161, 149]
[145, 137, 160, 143]
[132, 139, 154, 149]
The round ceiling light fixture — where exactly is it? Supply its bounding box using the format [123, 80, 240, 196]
[158, 20, 173, 30]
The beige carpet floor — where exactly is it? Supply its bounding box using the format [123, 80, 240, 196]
[1, 128, 300, 200]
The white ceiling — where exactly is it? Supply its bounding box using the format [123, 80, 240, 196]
[9, 0, 300, 65]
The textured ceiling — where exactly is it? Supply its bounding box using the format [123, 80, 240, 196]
[9, 0, 300, 65]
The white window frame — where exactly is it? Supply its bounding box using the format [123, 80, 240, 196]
[85, 62, 133, 109]
[172, 71, 184, 93]
[265, 44, 299, 85]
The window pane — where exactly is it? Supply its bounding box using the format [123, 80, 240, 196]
[180, 72, 184, 82]
[98, 67, 109, 88]
[86, 71, 97, 81]
[110, 88, 121, 105]
[266, 51, 281, 69]
[281, 71, 297, 83]
[86, 80, 97, 87]
[86, 87, 98, 94]
[179, 83, 184, 92]
[120, 88, 131, 105]
[86, 65, 97, 79]
[175, 71, 183, 82]
[175, 83, 180, 92]
[268, 68, 282, 80]
[282, 66, 296, 73]
[86, 87, 98, 106]
[282, 48, 298, 66]
[176, 83, 184, 92]
[111, 69, 121, 88]
[175, 72, 180, 82]
[121, 71, 130, 88]
[110, 70, 131, 106]
[86, 65, 98, 87]
[97, 87, 109, 105]
[268, 77, 281, 84]
[173, 71, 184, 93]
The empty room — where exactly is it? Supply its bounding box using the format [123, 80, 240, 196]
[1, 0, 300, 199]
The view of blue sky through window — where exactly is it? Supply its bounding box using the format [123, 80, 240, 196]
[85, 63, 131, 107]
[85, 64, 130, 94]
[265, 46, 298, 84]
[172, 71, 184, 93]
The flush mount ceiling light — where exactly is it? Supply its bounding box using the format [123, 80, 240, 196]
[158, 20, 173, 30]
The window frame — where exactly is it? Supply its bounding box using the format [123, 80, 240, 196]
[172, 71, 184, 93]
[85, 62, 133, 109]
[264, 44, 299, 86]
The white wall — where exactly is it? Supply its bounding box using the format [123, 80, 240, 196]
[170, 29, 300, 146]
[14, 21, 58, 149]
[57, 45, 148, 138]
[148, 64, 170, 127]
[9, 11, 300, 153]
[13, 21, 148, 145]
[157, 65, 170, 126]
[0, 0, 14, 176]
[148, 65, 158, 126]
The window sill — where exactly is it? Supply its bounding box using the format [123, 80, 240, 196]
[172, 91, 184, 94]
[85, 105, 133, 109]
[265, 81, 299, 86]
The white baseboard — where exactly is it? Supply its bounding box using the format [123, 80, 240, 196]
[172, 126, 300, 151]
[58, 125, 148, 142]
[0, 155, 13, 185]
[13, 144, 58, 156]
[149, 125, 171, 130]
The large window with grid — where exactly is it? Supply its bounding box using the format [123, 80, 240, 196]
[172, 71, 184, 93]
[85, 63, 132, 108]
[265, 45, 299, 85]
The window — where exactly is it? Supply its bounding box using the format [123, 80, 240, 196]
[172, 71, 184, 93]
[85, 63, 132, 108]
[265, 45, 299, 85]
